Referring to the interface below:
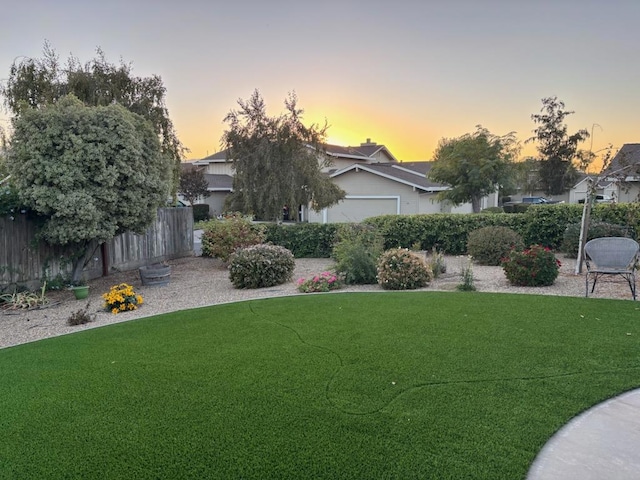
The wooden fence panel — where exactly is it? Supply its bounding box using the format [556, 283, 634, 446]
[0, 208, 193, 288]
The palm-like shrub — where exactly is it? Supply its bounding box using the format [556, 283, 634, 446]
[501, 245, 560, 287]
[229, 244, 295, 289]
[376, 248, 432, 290]
[467, 226, 524, 266]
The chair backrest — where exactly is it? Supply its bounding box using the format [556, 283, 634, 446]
[584, 237, 640, 270]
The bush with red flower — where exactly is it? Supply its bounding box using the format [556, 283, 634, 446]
[501, 245, 561, 287]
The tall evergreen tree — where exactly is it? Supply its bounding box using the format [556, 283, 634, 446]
[222, 90, 344, 221]
[527, 96, 589, 195]
[1, 42, 185, 196]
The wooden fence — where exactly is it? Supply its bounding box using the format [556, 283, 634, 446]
[0, 207, 193, 289]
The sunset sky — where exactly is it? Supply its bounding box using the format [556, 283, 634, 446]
[2, 0, 639, 168]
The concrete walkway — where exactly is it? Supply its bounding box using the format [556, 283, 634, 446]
[527, 389, 640, 479]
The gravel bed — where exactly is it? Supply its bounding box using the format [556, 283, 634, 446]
[0, 254, 633, 350]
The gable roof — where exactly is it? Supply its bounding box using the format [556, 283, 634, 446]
[192, 139, 399, 165]
[204, 174, 233, 192]
[604, 143, 640, 176]
[330, 162, 447, 192]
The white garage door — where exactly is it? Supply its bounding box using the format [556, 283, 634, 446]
[326, 196, 399, 223]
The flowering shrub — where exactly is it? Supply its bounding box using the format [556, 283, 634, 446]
[102, 283, 143, 314]
[229, 244, 295, 289]
[201, 214, 265, 262]
[501, 245, 561, 287]
[376, 248, 432, 290]
[467, 226, 524, 266]
[297, 271, 343, 293]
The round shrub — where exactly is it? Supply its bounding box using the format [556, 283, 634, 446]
[201, 215, 265, 262]
[229, 244, 295, 289]
[561, 222, 633, 258]
[501, 245, 560, 287]
[376, 248, 432, 290]
[192, 204, 210, 222]
[467, 226, 524, 266]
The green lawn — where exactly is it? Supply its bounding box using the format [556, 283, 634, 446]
[1, 292, 639, 479]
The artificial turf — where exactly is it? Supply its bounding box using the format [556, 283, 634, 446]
[1, 291, 639, 479]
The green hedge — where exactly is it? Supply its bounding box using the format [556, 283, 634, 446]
[363, 213, 529, 255]
[262, 203, 640, 258]
[262, 223, 339, 258]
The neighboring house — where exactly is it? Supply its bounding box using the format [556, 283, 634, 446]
[307, 161, 498, 223]
[600, 143, 640, 203]
[188, 139, 494, 223]
[569, 174, 616, 204]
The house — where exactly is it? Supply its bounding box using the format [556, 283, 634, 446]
[188, 139, 494, 222]
[307, 161, 497, 223]
[600, 143, 640, 203]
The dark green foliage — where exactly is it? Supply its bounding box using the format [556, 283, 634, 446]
[428, 126, 519, 213]
[1, 43, 185, 196]
[222, 90, 344, 220]
[228, 244, 295, 289]
[0, 182, 27, 217]
[332, 224, 383, 284]
[200, 215, 265, 262]
[364, 213, 528, 255]
[520, 204, 583, 248]
[561, 222, 633, 258]
[192, 204, 210, 223]
[8, 95, 172, 282]
[262, 223, 339, 258]
[2, 293, 640, 478]
[481, 206, 504, 213]
[376, 248, 432, 290]
[467, 226, 524, 265]
[178, 167, 209, 206]
[503, 203, 531, 213]
[527, 96, 589, 195]
[502, 245, 560, 286]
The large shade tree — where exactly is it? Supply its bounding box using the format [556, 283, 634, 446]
[7, 95, 172, 281]
[527, 96, 590, 195]
[1, 42, 185, 195]
[222, 90, 345, 221]
[428, 126, 519, 213]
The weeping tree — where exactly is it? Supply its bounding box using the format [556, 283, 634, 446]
[527, 96, 590, 195]
[1, 42, 185, 196]
[222, 90, 345, 221]
[428, 126, 520, 213]
[7, 95, 172, 282]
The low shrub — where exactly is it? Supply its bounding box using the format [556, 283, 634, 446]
[200, 215, 265, 262]
[102, 283, 144, 314]
[376, 248, 432, 290]
[427, 247, 447, 279]
[332, 224, 383, 285]
[192, 204, 210, 222]
[467, 226, 524, 266]
[561, 222, 633, 258]
[482, 206, 505, 213]
[457, 256, 476, 291]
[67, 302, 95, 325]
[229, 244, 295, 289]
[501, 245, 561, 287]
[297, 271, 343, 293]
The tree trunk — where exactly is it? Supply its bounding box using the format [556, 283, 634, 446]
[471, 196, 482, 214]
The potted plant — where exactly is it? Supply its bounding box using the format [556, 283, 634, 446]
[70, 281, 89, 300]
